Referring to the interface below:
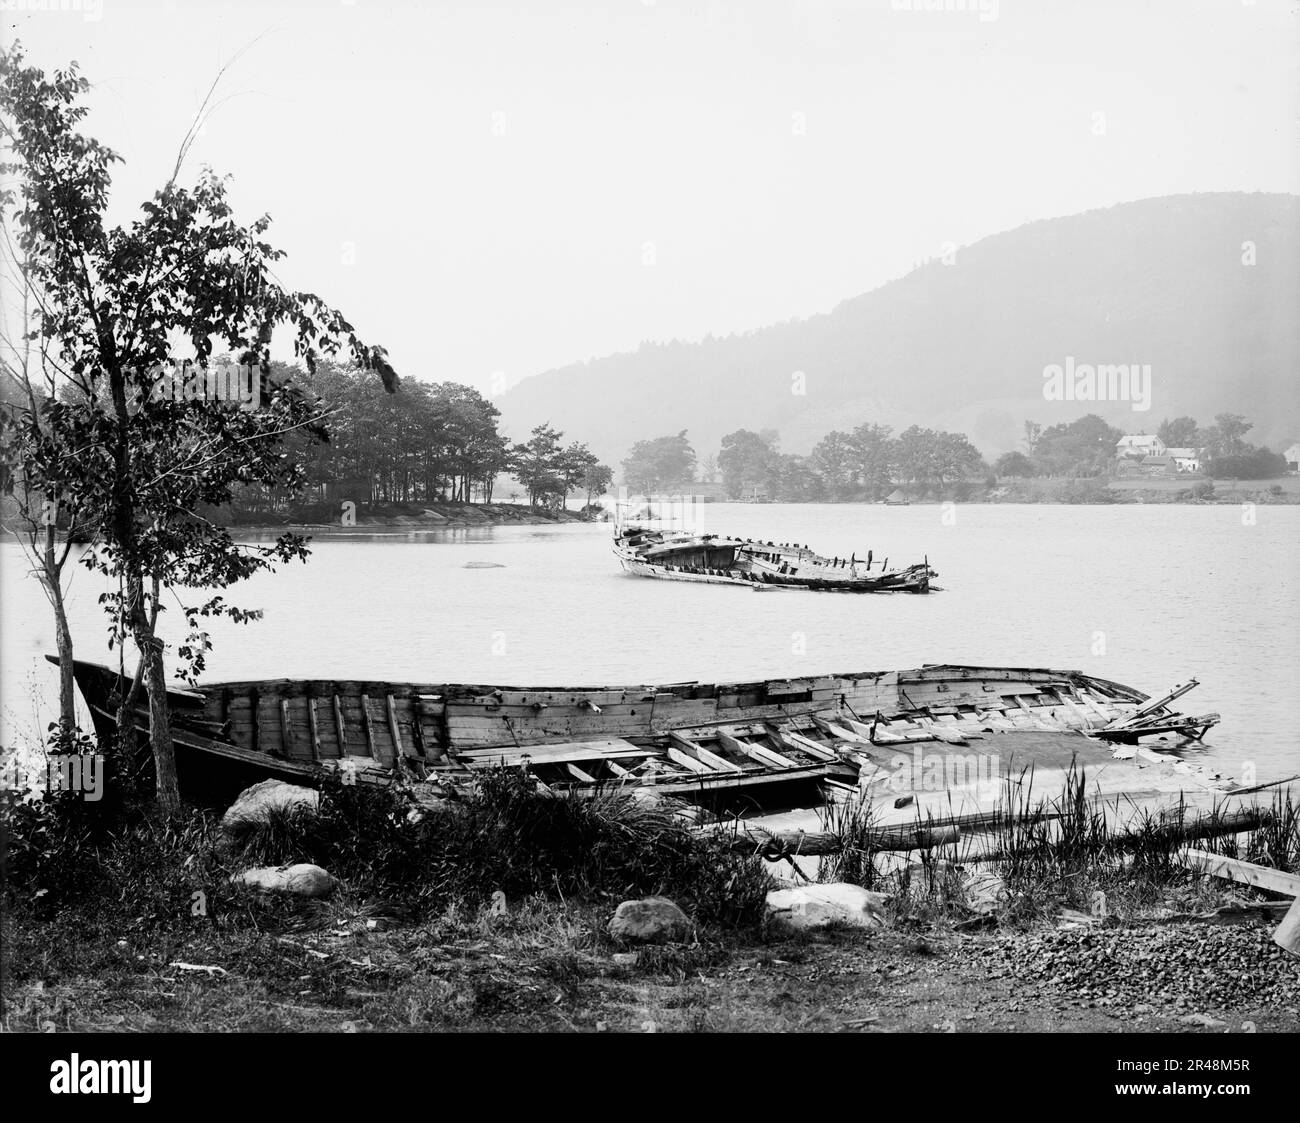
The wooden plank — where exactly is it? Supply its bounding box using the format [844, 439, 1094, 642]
[565, 763, 597, 783]
[385, 694, 405, 757]
[668, 732, 742, 773]
[1275, 895, 1300, 957]
[280, 699, 296, 757]
[1174, 849, 1300, 897]
[333, 694, 346, 753]
[360, 694, 378, 760]
[692, 742, 745, 773]
[457, 738, 648, 764]
[666, 744, 711, 774]
[716, 728, 798, 769]
[772, 727, 839, 761]
[306, 697, 322, 762]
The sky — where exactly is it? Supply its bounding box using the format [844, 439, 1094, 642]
[4, 0, 1298, 404]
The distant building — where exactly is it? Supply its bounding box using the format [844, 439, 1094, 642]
[1285, 443, 1300, 473]
[1116, 433, 1166, 460]
[1164, 447, 1203, 473]
[1140, 454, 1176, 476]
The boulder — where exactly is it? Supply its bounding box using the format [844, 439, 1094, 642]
[221, 780, 319, 833]
[236, 863, 336, 898]
[765, 883, 889, 930]
[607, 897, 692, 943]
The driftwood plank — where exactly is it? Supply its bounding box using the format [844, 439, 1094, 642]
[1174, 849, 1300, 897]
[1275, 896, 1300, 957]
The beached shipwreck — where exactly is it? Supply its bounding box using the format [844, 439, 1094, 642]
[64, 657, 1255, 824]
[613, 524, 936, 593]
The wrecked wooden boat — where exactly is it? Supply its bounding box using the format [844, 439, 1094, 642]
[612, 524, 936, 592]
[61, 657, 1223, 810]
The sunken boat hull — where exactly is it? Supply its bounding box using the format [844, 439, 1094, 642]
[61, 656, 1219, 809]
[613, 525, 936, 592]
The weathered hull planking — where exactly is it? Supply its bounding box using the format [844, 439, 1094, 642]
[59, 656, 1221, 806]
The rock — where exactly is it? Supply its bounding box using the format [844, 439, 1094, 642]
[963, 870, 1007, 915]
[1180, 1012, 1227, 1029]
[221, 780, 319, 833]
[766, 883, 889, 930]
[236, 863, 336, 898]
[607, 897, 692, 943]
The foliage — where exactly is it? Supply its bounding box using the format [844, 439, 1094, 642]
[1157, 415, 1201, 447]
[1029, 413, 1122, 478]
[993, 450, 1034, 477]
[0, 42, 395, 808]
[717, 429, 779, 499]
[508, 423, 604, 508]
[220, 768, 772, 925]
[1204, 446, 1288, 480]
[621, 431, 696, 493]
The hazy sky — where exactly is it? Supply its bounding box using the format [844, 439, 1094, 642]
[6, 0, 1298, 400]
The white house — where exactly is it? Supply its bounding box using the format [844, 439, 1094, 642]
[1116, 433, 1166, 460]
[1164, 447, 1202, 473]
[1285, 443, 1300, 473]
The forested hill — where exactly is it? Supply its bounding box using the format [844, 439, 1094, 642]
[496, 192, 1300, 466]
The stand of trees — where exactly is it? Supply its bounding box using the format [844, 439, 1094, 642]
[1157, 413, 1287, 480]
[217, 370, 610, 512]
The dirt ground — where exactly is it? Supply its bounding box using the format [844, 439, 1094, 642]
[6, 907, 1297, 1034]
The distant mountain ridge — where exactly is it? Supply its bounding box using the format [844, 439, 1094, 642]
[496, 193, 1300, 471]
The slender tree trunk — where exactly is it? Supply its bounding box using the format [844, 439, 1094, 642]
[35, 520, 78, 735]
[107, 353, 180, 813]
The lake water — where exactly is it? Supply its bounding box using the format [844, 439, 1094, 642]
[3, 503, 1297, 783]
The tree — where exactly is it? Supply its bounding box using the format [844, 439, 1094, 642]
[555, 441, 599, 509]
[766, 454, 825, 502]
[620, 431, 696, 493]
[580, 462, 613, 508]
[847, 423, 895, 498]
[1031, 414, 1122, 477]
[511, 423, 565, 507]
[1022, 420, 1043, 456]
[0, 359, 89, 734]
[994, 450, 1035, 477]
[1200, 413, 1253, 459]
[1157, 415, 1200, 448]
[893, 426, 986, 490]
[1203, 446, 1287, 480]
[810, 430, 858, 499]
[717, 429, 778, 499]
[1, 45, 395, 812]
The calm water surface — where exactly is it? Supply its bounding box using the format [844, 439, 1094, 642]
[3, 504, 1297, 781]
